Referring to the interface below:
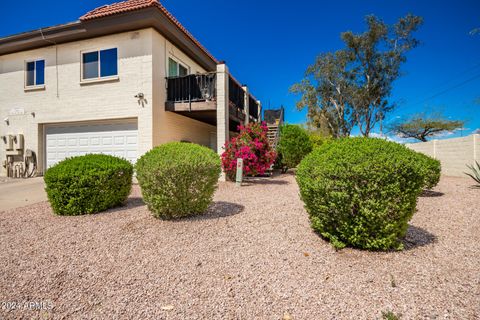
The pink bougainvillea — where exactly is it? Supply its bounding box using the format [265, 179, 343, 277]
[221, 122, 276, 179]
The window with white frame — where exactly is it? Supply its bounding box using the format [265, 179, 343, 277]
[82, 48, 118, 81]
[168, 57, 188, 77]
[25, 60, 45, 87]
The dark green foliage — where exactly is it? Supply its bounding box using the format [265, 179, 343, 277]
[296, 138, 425, 250]
[412, 152, 441, 189]
[465, 161, 480, 187]
[382, 311, 401, 320]
[309, 132, 333, 149]
[277, 124, 313, 169]
[273, 151, 286, 173]
[136, 142, 221, 220]
[44, 154, 133, 215]
[382, 311, 400, 320]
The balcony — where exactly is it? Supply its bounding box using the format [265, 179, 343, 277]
[165, 73, 260, 128]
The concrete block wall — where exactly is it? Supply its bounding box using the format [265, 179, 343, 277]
[475, 134, 480, 164]
[408, 140, 435, 158]
[406, 134, 479, 177]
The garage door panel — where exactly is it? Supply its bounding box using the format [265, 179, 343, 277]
[68, 138, 77, 146]
[102, 137, 113, 145]
[114, 136, 125, 145]
[126, 136, 137, 145]
[45, 121, 138, 169]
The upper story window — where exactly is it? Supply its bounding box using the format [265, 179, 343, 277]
[25, 60, 45, 88]
[168, 57, 188, 77]
[81, 48, 118, 81]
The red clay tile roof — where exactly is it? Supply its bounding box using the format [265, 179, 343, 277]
[80, 0, 218, 64]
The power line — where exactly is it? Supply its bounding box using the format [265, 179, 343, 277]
[411, 72, 480, 107]
[419, 62, 480, 95]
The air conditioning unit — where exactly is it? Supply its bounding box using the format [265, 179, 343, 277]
[3, 135, 14, 151]
[14, 134, 24, 150]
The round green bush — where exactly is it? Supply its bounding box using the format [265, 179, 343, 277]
[309, 133, 333, 149]
[296, 138, 425, 250]
[413, 152, 441, 189]
[136, 142, 221, 220]
[277, 124, 313, 169]
[44, 154, 133, 215]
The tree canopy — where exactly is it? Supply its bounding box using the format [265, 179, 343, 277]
[291, 14, 423, 138]
[388, 113, 464, 142]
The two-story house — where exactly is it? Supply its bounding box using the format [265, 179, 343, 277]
[0, 0, 261, 178]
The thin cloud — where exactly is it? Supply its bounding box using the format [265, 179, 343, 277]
[369, 133, 406, 144]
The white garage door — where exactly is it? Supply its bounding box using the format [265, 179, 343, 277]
[45, 121, 138, 169]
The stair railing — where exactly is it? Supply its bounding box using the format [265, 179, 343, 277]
[271, 107, 284, 150]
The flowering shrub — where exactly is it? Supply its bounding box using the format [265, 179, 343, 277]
[221, 122, 276, 179]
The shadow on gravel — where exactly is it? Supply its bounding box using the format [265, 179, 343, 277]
[402, 225, 437, 250]
[126, 197, 146, 208]
[98, 197, 146, 216]
[420, 190, 444, 197]
[242, 179, 289, 186]
[189, 201, 244, 221]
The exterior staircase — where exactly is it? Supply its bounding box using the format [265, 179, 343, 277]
[265, 107, 284, 151]
[264, 107, 284, 174]
[267, 124, 280, 150]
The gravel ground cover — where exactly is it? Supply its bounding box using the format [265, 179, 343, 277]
[0, 174, 479, 319]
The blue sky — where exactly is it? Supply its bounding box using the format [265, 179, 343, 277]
[1, 0, 479, 139]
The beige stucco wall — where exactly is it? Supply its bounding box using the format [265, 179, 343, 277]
[407, 140, 435, 158]
[0, 28, 155, 175]
[0, 27, 218, 176]
[406, 134, 479, 177]
[476, 134, 480, 163]
[151, 30, 216, 149]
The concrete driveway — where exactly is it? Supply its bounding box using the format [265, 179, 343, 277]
[0, 177, 47, 211]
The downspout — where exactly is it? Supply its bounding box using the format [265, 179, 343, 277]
[40, 28, 59, 98]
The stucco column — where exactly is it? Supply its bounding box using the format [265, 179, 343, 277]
[243, 86, 249, 125]
[257, 100, 262, 122]
[216, 63, 229, 181]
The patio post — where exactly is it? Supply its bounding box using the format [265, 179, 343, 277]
[243, 86, 249, 125]
[216, 63, 229, 181]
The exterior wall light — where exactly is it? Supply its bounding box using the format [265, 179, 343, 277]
[135, 93, 147, 107]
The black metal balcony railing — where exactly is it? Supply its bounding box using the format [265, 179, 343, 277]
[166, 72, 260, 122]
[166, 73, 216, 103]
[249, 95, 259, 120]
[228, 76, 245, 110]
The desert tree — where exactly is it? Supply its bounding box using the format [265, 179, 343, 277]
[292, 14, 423, 137]
[389, 113, 464, 142]
[291, 51, 356, 138]
[342, 14, 423, 136]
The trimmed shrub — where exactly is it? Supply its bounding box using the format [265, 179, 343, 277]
[136, 142, 221, 219]
[413, 152, 441, 189]
[221, 122, 276, 180]
[309, 133, 333, 149]
[277, 124, 313, 169]
[296, 138, 425, 250]
[44, 154, 133, 215]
